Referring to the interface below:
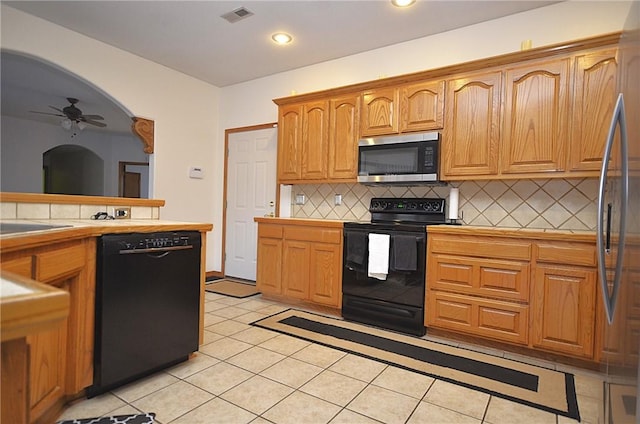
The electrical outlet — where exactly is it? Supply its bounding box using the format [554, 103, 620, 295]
[114, 207, 131, 219]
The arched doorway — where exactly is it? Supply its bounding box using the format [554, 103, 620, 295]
[43, 144, 104, 196]
[1, 50, 154, 197]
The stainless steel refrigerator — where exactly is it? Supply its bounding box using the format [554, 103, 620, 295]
[598, 2, 640, 422]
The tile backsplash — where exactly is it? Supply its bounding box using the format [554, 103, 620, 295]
[290, 178, 599, 231]
[1, 202, 160, 220]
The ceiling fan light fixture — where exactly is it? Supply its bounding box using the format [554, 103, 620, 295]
[391, 0, 416, 7]
[77, 121, 87, 131]
[271, 32, 293, 45]
[61, 118, 72, 130]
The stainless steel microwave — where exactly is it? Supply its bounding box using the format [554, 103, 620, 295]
[357, 132, 441, 185]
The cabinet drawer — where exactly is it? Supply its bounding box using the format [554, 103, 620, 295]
[35, 243, 86, 282]
[429, 254, 530, 301]
[1, 256, 33, 278]
[426, 291, 528, 345]
[258, 224, 283, 239]
[429, 234, 531, 261]
[283, 226, 341, 244]
[536, 242, 596, 267]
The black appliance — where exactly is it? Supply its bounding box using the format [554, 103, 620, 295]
[342, 197, 446, 336]
[357, 132, 441, 185]
[89, 231, 201, 397]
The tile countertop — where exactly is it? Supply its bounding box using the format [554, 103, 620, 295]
[426, 224, 597, 242]
[0, 219, 213, 253]
[254, 217, 597, 242]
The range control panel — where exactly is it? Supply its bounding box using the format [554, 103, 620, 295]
[370, 198, 445, 213]
[369, 197, 446, 224]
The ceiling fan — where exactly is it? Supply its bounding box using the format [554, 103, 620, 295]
[30, 97, 107, 128]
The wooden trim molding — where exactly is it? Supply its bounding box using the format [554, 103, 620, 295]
[0, 192, 165, 207]
[132, 117, 155, 154]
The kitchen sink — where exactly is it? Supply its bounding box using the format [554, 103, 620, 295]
[0, 222, 72, 235]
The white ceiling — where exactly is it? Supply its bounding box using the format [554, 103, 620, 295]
[1, 1, 560, 133]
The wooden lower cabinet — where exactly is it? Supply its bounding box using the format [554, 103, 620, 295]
[426, 230, 599, 361]
[309, 242, 342, 306]
[256, 226, 283, 295]
[1, 238, 96, 424]
[256, 221, 342, 308]
[426, 234, 531, 345]
[428, 291, 529, 345]
[531, 265, 596, 358]
[283, 240, 311, 299]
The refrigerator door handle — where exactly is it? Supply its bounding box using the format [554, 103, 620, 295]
[597, 93, 629, 324]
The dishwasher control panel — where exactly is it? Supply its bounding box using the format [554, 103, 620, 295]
[101, 232, 201, 254]
[130, 235, 193, 250]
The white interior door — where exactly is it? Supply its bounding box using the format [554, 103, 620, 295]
[225, 127, 277, 281]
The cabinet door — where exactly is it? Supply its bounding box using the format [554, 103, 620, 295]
[256, 237, 282, 295]
[277, 103, 303, 181]
[309, 242, 342, 307]
[328, 94, 359, 180]
[570, 48, 618, 172]
[400, 80, 445, 132]
[532, 265, 596, 358]
[28, 278, 70, 423]
[282, 240, 310, 300]
[443, 71, 502, 178]
[360, 88, 399, 136]
[502, 58, 570, 174]
[301, 100, 329, 180]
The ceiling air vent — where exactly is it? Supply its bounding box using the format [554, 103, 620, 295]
[221, 7, 254, 23]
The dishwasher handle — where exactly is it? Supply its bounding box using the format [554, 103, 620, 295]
[118, 245, 194, 255]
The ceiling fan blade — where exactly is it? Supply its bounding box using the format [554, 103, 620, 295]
[48, 105, 64, 113]
[30, 110, 65, 117]
[81, 114, 105, 120]
[83, 119, 107, 128]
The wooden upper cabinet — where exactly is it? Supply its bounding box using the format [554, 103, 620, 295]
[400, 80, 445, 132]
[620, 40, 640, 173]
[328, 94, 360, 180]
[570, 48, 619, 172]
[443, 71, 502, 178]
[301, 100, 329, 180]
[277, 103, 303, 181]
[360, 87, 399, 136]
[502, 58, 570, 175]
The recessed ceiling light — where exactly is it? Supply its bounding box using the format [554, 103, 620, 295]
[391, 0, 416, 7]
[271, 32, 293, 45]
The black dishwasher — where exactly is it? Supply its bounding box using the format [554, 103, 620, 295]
[89, 231, 201, 397]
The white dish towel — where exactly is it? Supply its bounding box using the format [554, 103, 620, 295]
[368, 233, 390, 280]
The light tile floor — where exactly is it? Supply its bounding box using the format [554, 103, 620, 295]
[59, 292, 605, 424]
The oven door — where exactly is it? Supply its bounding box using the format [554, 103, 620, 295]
[342, 225, 426, 335]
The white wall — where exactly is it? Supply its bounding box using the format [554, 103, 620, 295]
[1, 115, 148, 197]
[1, 1, 632, 273]
[1, 5, 220, 271]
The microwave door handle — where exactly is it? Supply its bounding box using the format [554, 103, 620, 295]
[597, 93, 628, 324]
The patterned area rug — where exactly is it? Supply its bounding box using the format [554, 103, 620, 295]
[57, 413, 155, 424]
[252, 309, 580, 421]
[205, 279, 259, 298]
